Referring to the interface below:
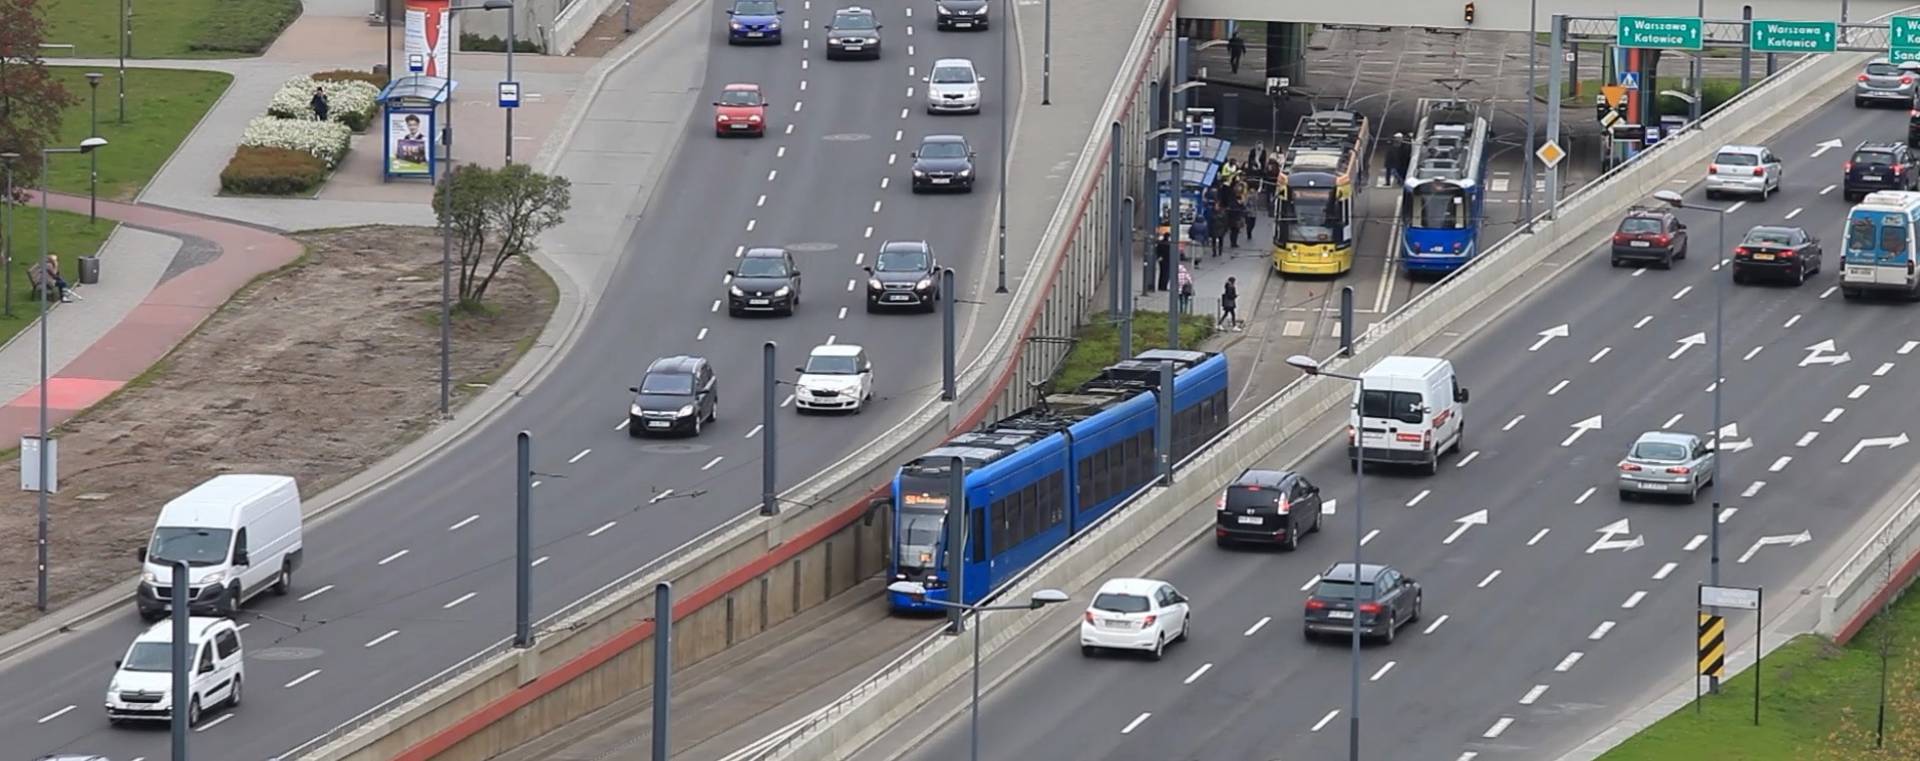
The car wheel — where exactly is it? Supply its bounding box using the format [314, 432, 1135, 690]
[1660, 252, 1674, 270]
[1081, 645, 1097, 657]
[1792, 262, 1807, 286]
[1149, 634, 1165, 661]
[1619, 489, 1634, 502]
[707, 399, 718, 423]
[1410, 595, 1423, 623]
[1732, 269, 1746, 285]
[223, 583, 242, 616]
[1704, 189, 1719, 200]
[1843, 287, 1861, 300]
[1610, 257, 1622, 268]
[1311, 509, 1323, 533]
[1382, 614, 1397, 644]
[1451, 423, 1465, 454]
[1423, 448, 1439, 476]
[139, 607, 165, 622]
[1681, 481, 1698, 504]
[1303, 626, 1316, 642]
[628, 425, 644, 439]
[272, 564, 292, 596]
[186, 696, 202, 727]
[1284, 522, 1299, 550]
[1857, 97, 1868, 107]
[1215, 536, 1232, 548]
[865, 301, 878, 313]
[693, 414, 703, 436]
[228, 675, 243, 708]
[1176, 616, 1190, 642]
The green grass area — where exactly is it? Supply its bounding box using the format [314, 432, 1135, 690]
[0, 209, 119, 348]
[1597, 586, 1920, 760]
[1053, 311, 1217, 391]
[43, 0, 301, 59]
[42, 67, 231, 201]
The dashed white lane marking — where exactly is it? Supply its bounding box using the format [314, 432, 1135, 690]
[1590, 621, 1616, 640]
[1298, 575, 1320, 593]
[908, 44, 915, 55]
[365, 630, 400, 648]
[1477, 570, 1502, 588]
[854, 252, 864, 265]
[37, 705, 75, 723]
[757, 194, 767, 207]
[899, 107, 909, 118]
[768, 169, 779, 181]
[449, 515, 479, 531]
[1820, 184, 1836, 195]
[532, 556, 550, 567]
[880, 177, 890, 189]
[1575, 487, 1596, 505]
[801, 58, 808, 69]
[1654, 562, 1678, 580]
[1589, 347, 1611, 363]
[1631, 267, 1646, 277]
[894, 129, 903, 141]
[1719, 507, 1739, 523]
[1769, 456, 1792, 472]
[1785, 207, 1803, 220]
[1527, 528, 1550, 546]
[800, 80, 808, 91]
[1519, 684, 1550, 705]
[298, 584, 334, 602]
[1796, 430, 1820, 447]
[866, 224, 877, 237]
[794, 101, 804, 112]
[1458, 753, 1480, 761]
[1548, 379, 1570, 396]
[711, 299, 721, 313]
[745, 424, 763, 438]
[616, 418, 630, 431]
[1311, 709, 1341, 732]
[1502, 414, 1524, 431]
[1633, 315, 1653, 329]
[1783, 314, 1802, 329]
[648, 489, 676, 504]
[1662, 413, 1684, 429]
[838, 306, 848, 319]
[1120, 712, 1151, 734]
[1370, 661, 1396, 681]
[1184, 663, 1212, 684]
[443, 592, 478, 609]
[1849, 384, 1871, 399]
[1361, 529, 1380, 546]
[696, 327, 709, 341]
[826, 334, 837, 345]
[1424, 614, 1449, 635]
[702, 456, 725, 471]
[379, 549, 409, 565]
[1672, 285, 1693, 300]
[1726, 201, 1746, 214]
[1875, 362, 1895, 377]
[532, 480, 541, 489]
[873, 200, 883, 213]
[1484, 717, 1515, 738]
[1901, 340, 1919, 355]
[1456, 451, 1479, 467]
[1622, 591, 1647, 609]
[195, 713, 235, 732]
[783, 394, 795, 407]
[1245, 616, 1271, 636]
[887, 153, 897, 165]
[588, 521, 618, 537]
[570, 448, 592, 464]
[1820, 285, 1838, 299]
[846, 278, 857, 292]
[1407, 489, 1431, 507]
[1685, 534, 1708, 551]
[236, 623, 250, 631]
[746, 219, 758, 232]
[1824, 407, 1845, 423]
[906, 86, 914, 97]
[1743, 346, 1763, 361]
[285, 669, 322, 688]
[1555, 652, 1583, 672]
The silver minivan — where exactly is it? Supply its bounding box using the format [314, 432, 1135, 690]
[1855, 58, 1920, 107]
[1705, 145, 1783, 200]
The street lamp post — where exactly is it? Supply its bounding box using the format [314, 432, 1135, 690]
[887, 581, 1068, 761]
[436, 0, 515, 416]
[35, 138, 110, 612]
[1, 151, 17, 318]
[1285, 353, 1365, 761]
[994, 1, 1010, 294]
[118, 0, 129, 124]
[86, 72, 103, 223]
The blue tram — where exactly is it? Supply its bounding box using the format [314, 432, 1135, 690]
[1400, 97, 1492, 276]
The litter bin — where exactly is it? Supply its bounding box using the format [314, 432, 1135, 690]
[78, 256, 100, 285]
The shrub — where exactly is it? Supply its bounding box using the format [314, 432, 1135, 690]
[240, 117, 352, 168]
[313, 69, 390, 88]
[460, 33, 545, 54]
[189, 0, 303, 54]
[268, 76, 381, 133]
[220, 146, 330, 196]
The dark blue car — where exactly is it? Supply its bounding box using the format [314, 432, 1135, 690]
[727, 0, 783, 44]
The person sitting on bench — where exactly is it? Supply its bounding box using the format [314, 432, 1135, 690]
[28, 254, 79, 303]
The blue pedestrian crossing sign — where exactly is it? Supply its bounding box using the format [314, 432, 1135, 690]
[1619, 71, 1641, 89]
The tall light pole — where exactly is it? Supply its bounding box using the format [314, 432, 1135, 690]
[1653, 189, 1727, 692]
[1, 151, 17, 318]
[36, 138, 110, 612]
[437, 0, 514, 416]
[503, 1, 517, 164]
[887, 581, 1068, 761]
[86, 72, 103, 223]
[1286, 353, 1365, 761]
[118, 0, 129, 124]
[994, 2, 1010, 294]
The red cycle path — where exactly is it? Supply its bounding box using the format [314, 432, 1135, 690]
[0, 192, 302, 438]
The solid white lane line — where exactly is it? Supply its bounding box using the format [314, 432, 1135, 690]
[569, 448, 591, 464]
[1527, 528, 1550, 546]
[1672, 285, 1693, 300]
[1477, 570, 1501, 588]
[1850, 384, 1871, 399]
[1654, 562, 1678, 580]
[1589, 347, 1611, 363]
[1634, 315, 1653, 329]
[1311, 710, 1340, 732]
[702, 456, 724, 471]
[449, 515, 478, 531]
[1548, 379, 1569, 396]
[1456, 451, 1479, 467]
[1821, 285, 1838, 299]
[1785, 207, 1803, 220]
[1424, 614, 1449, 634]
[1484, 717, 1515, 738]
[1361, 529, 1380, 546]
[1299, 575, 1320, 592]
[1719, 508, 1738, 523]
[1589, 621, 1615, 640]
[1685, 534, 1708, 551]
[1824, 407, 1845, 423]
[745, 424, 763, 438]
[1662, 413, 1684, 429]
[1875, 362, 1895, 377]
[1245, 616, 1271, 636]
[1576, 487, 1596, 505]
[1623, 591, 1647, 609]
[285, 669, 322, 688]
[1370, 661, 1396, 681]
[1555, 652, 1583, 672]
[1184, 663, 1212, 685]
[532, 556, 549, 567]
[1769, 456, 1792, 472]
[588, 521, 617, 537]
[1120, 712, 1151, 734]
[1503, 414, 1524, 431]
[298, 584, 335, 602]
[37, 705, 75, 723]
[696, 327, 709, 341]
[195, 713, 235, 732]
[443, 592, 477, 609]
[1743, 346, 1763, 361]
[379, 549, 409, 565]
[1407, 489, 1430, 507]
[365, 630, 400, 648]
[1520, 684, 1550, 705]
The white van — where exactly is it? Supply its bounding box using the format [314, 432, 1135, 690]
[135, 475, 304, 620]
[1348, 355, 1469, 475]
[105, 616, 245, 726]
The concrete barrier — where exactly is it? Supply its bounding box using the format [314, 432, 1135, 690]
[1820, 481, 1920, 645]
[737, 39, 1877, 761]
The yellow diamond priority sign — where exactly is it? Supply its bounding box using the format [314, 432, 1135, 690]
[1536, 140, 1566, 169]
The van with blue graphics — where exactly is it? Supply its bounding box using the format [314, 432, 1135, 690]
[1841, 190, 1920, 301]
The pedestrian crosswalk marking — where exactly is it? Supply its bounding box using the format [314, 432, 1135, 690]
[1282, 320, 1305, 337]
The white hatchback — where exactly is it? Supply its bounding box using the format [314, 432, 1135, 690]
[925, 57, 983, 114]
[1079, 577, 1190, 660]
[793, 344, 874, 412]
[1705, 144, 1783, 200]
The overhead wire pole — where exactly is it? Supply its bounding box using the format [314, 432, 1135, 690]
[995, 1, 1010, 294]
[1522, 0, 1538, 224]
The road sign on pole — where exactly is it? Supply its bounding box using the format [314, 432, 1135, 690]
[1535, 140, 1566, 169]
[1700, 584, 1761, 610]
[1618, 16, 1704, 50]
[1619, 71, 1641, 89]
[1601, 84, 1627, 107]
[1751, 20, 1837, 53]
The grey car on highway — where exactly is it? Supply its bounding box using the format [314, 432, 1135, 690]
[1302, 562, 1421, 644]
[1617, 431, 1717, 503]
[1854, 58, 1920, 108]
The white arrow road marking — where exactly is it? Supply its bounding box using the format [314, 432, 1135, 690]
[1670, 332, 1707, 359]
[1530, 323, 1570, 351]
[1810, 138, 1844, 157]
[1444, 509, 1489, 544]
[1716, 422, 1754, 452]
[1843, 433, 1910, 463]
[1323, 499, 1336, 515]
[1799, 339, 1851, 367]
[1587, 518, 1645, 553]
[1738, 530, 1812, 563]
[1562, 415, 1602, 446]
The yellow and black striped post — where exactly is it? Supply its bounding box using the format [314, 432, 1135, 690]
[1698, 613, 1727, 678]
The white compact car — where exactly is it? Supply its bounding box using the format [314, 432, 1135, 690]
[1079, 577, 1191, 660]
[106, 616, 245, 727]
[1704, 144, 1783, 200]
[925, 57, 984, 114]
[793, 344, 874, 413]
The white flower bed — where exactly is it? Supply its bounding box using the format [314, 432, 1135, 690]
[266, 76, 380, 129]
[240, 116, 353, 167]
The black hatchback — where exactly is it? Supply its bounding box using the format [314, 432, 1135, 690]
[1214, 468, 1323, 550]
[1845, 142, 1917, 201]
[629, 356, 718, 437]
[1303, 562, 1422, 644]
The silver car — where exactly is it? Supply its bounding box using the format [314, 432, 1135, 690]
[1704, 145, 1782, 200]
[1855, 59, 1920, 108]
[1618, 431, 1717, 503]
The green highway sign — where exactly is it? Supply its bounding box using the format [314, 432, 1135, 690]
[1891, 16, 1920, 49]
[1617, 16, 1703, 50]
[1751, 20, 1835, 53]
[1895, 48, 1920, 64]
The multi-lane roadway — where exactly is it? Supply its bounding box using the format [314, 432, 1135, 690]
[0, 3, 1014, 759]
[890, 89, 1920, 761]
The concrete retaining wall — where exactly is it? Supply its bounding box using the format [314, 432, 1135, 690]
[1820, 481, 1920, 645]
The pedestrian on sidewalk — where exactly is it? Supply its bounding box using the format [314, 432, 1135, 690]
[32, 254, 79, 303]
[1219, 276, 1241, 331]
[1177, 262, 1194, 314]
[1243, 203, 1258, 242]
[1188, 213, 1210, 263]
[311, 86, 331, 123]
[1226, 202, 1244, 248]
[1208, 211, 1227, 258]
[1156, 232, 1173, 291]
[1228, 32, 1246, 74]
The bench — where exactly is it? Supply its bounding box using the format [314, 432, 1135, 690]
[25, 264, 59, 303]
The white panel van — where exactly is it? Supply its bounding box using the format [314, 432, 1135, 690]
[135, 475, 304, 620]
[1348, 355, 1469, 475]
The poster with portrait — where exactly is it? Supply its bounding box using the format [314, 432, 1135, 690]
[387, 110, 435, 177]
[404, 0, 451, 77]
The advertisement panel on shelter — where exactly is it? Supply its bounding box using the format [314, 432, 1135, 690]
[387, 110, 435, 177]
[404, 0, 451, 77]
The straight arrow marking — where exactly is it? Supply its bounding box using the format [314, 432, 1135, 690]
[1670, 332, 1707, 360]
[1561, 415, 1602, 447]
[1810, 139, 1843, 158]
[1444, 509, 1490, 544]
[1530, 324, 1570, 352]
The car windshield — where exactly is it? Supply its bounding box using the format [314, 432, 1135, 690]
[805, 355, 860, 374]
[931, 65, 973, 84]
[1867, 62, 1902, 76]
[1714, 151, 1758, 166]
[1853, 151, 1894, 166]
[1314, 579, 1376, 601]
[919, 141, 967, 159]
[1091, 593, 1151, 613]
[1359, 389, 1424, 425]
[1745, 229, 1795, 247]
[834, 12, 875, 29]
[1631, 441, 1690, 461]
[147, 526, 232, 566]
[1620, 217, 1663, 234]
[120, 641, 175, 672]
[877, 249, 929, 271]
[737, 257, 789, 277]
[719, 90, 761, 106]
[640, 372, 694, 394]
[734, 0, 777, 13]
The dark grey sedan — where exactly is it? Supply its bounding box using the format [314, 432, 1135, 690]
[910, 134, 975, 193]
[1303, 562, 1421, 644]
[934, 0, 988, 29]
[1618, 430, 1717, 503]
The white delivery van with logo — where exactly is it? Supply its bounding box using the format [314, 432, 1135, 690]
[1348, 355, 1468, 475]
[136, 475, 304, 620]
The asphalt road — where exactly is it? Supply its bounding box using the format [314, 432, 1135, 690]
[1, 4, 1016, 760]
[892, 90, 1920, 761]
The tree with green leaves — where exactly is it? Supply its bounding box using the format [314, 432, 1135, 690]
[0, 0, 80, 194]
[431, 163, 571, 305]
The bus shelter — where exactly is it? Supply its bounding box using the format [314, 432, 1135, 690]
[376, 75, 453, 182]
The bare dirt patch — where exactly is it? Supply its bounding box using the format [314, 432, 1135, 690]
[0, 225, 556, 632]
[569, 0, 678, 57]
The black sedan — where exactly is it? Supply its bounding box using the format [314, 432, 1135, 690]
[1303, 562, 1422, 644]
[1732, 225, 1822, 286]
[910, 134, 975, 193]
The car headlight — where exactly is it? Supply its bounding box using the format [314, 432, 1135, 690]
[630, 403, 644, 415]
[730, 285, 745, 296]
[201, 570, 226, 585]
[913, 169, 926, 177]
[868, 278, 884, 290]
[108, 679, 121, 694]
[142, 570, 158, 584]
[730, 21, 743, 29]
[749, 115, 762, 123]
[768, 20, 780, 28]
[677, 404, 696, 417]
[958, 169, 972, 177]
[938, 4, 951, 12]
[718, 113, 730, 122]
[773, 286, 790, 297]
[915, 277, 933, 289]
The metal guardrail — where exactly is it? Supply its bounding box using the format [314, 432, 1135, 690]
[1827, 485, 1920, 606]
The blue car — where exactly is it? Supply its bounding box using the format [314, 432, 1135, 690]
[727, 0, 783, 44]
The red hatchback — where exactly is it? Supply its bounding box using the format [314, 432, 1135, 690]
[714, 83, 767, 137]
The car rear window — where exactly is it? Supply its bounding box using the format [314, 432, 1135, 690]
[1619, 217, 1663, 234]
[1714, 152, 1758, 166]
[1854, 151, 1895, 166]
[1631, 441, 1689, 461]
[1314, 579, 1376, 601]
[1868, 63, 1902, 76]
[1746, 229, 1795, 246]
[1224, 487, 1280, 510]
[1092, 593, 1150, 613]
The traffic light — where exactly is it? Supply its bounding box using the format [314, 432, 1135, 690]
[1463, 2, 1475, 24]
